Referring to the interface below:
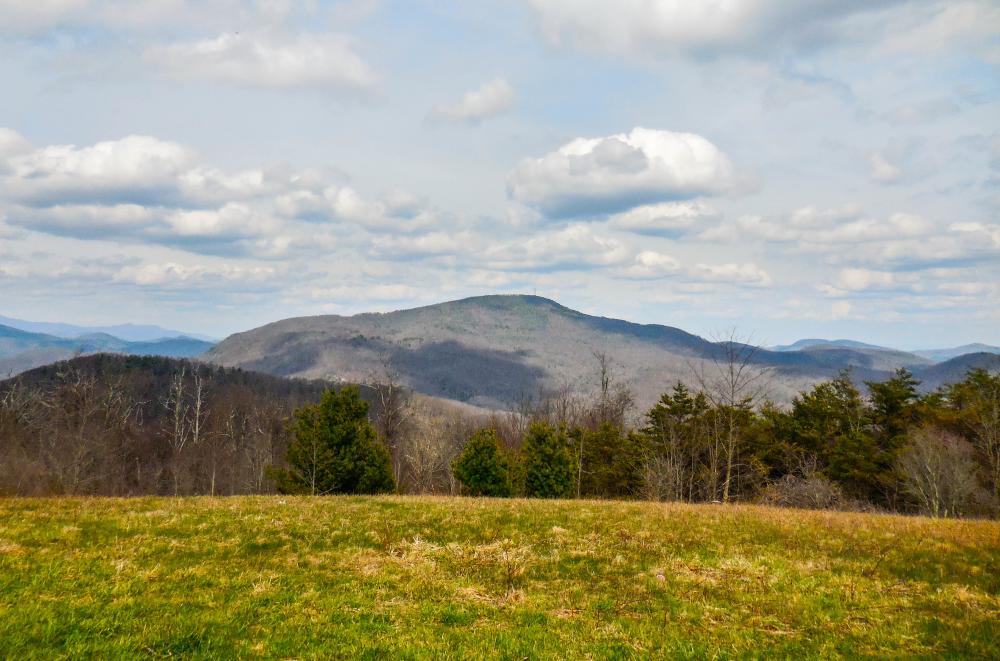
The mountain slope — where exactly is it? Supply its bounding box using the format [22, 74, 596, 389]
[914, 344, 1000, 363]
[207, 295, 978, 409]
[794, 346, 933, 372]
[916, 353, 1000, 390]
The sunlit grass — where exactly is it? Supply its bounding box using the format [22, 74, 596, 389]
[1, 496, 998, 658]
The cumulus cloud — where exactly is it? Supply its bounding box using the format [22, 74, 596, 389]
[143, 32, 377, 92]
[817, 267, 996, 302]
[484, 225, 631, 271]
[834, 267, 899, 292]
[0, 128, 33, 160]
[691, 262, 772, 287]
[692, 203, 1000, 283]
[114, 261, 279, 288]
[508, 127, 736, 218]
[614, 251, 771, 287]
[0, 128, 439, 258]
[428, 78, 516, 125]
[700, 206, 936, 246]
[2, 133, 194, 207]
[607, 201, 719, 236]
[526, 0, 998, 60]
[371, 231, 478, 260]
[0, 1, 327, 36]
[616, 251, 680, 279]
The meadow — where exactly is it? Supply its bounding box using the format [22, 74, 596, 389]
[0, 497, 997, 659]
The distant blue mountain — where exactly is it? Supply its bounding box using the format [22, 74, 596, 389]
[0, 324, 214, 376]
[770, 338, 891, 352]
[772, 338, 1000, 365]
[914, 344, 1000, 363]
[0, 314, 216, 342]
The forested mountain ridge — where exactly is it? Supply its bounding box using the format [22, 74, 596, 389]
[205, 295, 999, 409]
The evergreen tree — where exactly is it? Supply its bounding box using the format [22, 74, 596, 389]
[579, 423, 648, 498]
[273, 386, 394, 495]
[867, 368, 922, 447]
[522, 422, 574, 498]
[778, 372, 888, 501]
[452, 428, 513, 497]
[864, 369, 923, 505]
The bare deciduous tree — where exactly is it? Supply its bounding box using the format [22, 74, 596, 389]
[589, 351, 634, 429]
[691, 330, 772, 503]
[369, 352, 412, 488]
[896, 427, 983, 518]
[401, 417, 454, 494]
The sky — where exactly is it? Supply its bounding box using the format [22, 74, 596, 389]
[0, 0, 997, 348]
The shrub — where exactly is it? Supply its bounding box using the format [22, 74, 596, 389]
[452, 428, 513, 497]
[522, 422, 574, 498]
[760, 472, 849, 510]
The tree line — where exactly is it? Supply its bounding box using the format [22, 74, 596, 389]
[1, 351, 998, 518]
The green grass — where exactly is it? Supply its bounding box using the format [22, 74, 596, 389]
[1, 497, 998, 659]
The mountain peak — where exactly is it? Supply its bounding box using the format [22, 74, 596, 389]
[447, 294, 569, 311]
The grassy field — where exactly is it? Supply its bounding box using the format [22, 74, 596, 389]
[1, 497, 998, 659]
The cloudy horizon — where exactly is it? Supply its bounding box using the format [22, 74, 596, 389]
[1, 1, 997, 349]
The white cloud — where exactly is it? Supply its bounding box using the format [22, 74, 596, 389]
[700, 206, 938, 247]
[144, 32, 377, 92]
[0, 0, 87, 34]
[6, 203, 159, 237]
[831, 301, 853, 319]
[0, 129, 440, 258]
[0, 128, 33, 160]
[165, 204, 280, 239]
[0, 1, 327, 35]
[114, 261, 279, 288]
[835, 267, 898, 292]
[526, 0, 999, 60]
[485, 224, 631, 271]
[428, 78, 516, 125]
[528, 0, 841, 56]
[691, 262, 772, 287]
[818, 266, 999, 302]
[508, 127, 736, 218]
[607, 201, 719, 236]
[371, 231, 476, 259]
[2, 131, 193, 206]
[302, 283, 423, 307]
[616, 251, 680, 279]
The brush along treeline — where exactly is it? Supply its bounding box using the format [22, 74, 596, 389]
[1, 352, 998, 517]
